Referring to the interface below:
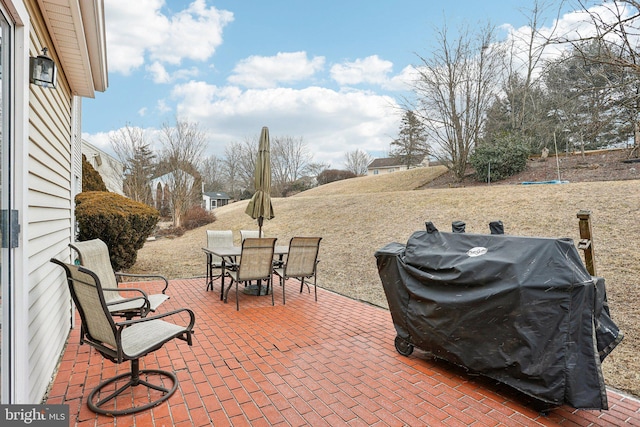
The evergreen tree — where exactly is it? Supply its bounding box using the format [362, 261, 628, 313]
[390, 110, 429, 168]
[544, 42, 626, 152]
[110, 124, 157, 205]
[124, 142, 156, 205]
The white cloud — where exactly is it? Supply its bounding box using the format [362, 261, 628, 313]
[384, 65, 419, 91]
[330, 55, 394, 86]
[147, 61, 170, 83]
[147, 61, 200, 84]
[228, 52, 325, 88]
[104, 0, 233, 74]
[156, 99, 172, 114]
[150, 0, 234, 65]
[170, 81, 402, 165]
[81, 131, 113, 154]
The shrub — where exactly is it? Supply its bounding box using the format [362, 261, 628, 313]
[317, 169, 357, 185]
[156, 226, 185, 237]
[82, 154, 107, 192]
[182, 206, 216, 230]
[470, 136, 530, 182]
[282, 177, 315, 197]
[75, 191, 159, 270]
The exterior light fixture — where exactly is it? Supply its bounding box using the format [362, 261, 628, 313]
[29, 47, 57, 88]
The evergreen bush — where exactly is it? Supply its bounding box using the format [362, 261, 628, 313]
[75, 191, 159, 270]
[82, 154, 107, 192]
[470, 136, 530, 182]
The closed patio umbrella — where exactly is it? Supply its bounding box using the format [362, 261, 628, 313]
[245, 126, 274, 236]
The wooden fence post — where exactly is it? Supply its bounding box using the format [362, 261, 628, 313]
[577, 210, 596, 276]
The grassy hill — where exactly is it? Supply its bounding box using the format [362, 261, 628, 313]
[132, 166, 640, 397]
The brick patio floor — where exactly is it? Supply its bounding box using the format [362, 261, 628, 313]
[46, 277, 640, 426]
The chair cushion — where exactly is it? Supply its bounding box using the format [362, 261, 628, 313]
[121, 319, 187, 358]
[107, 296, 148, 314]
[148, 294, 170, 311]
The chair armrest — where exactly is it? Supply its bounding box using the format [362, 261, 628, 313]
[115, 272, 169, 294]
[103, 287, 151, 316]
[102, 288, 149, 306]
[103, 286, 149, 300]
[224, 258, 239, 271]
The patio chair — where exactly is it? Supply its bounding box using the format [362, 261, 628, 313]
[205, 230, 234, 291]
[70, 239, 169, 319]
[273, 237, 322, 304]
[224, 237, 276, 310]
[50, 258, 195, 416]
[240, 229, 264, 241]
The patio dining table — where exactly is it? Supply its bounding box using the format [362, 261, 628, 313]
[202, 245, 289, 301]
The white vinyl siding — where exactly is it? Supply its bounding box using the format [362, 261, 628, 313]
[25, 20, 74, 403]
[0, 0, 106, 404]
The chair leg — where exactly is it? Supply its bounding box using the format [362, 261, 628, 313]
[223, 280, 232, 303]
[271, 276, 275, 306]
[87, 359, 178, 416]
[236, 281, 239, 311]
[206, 253, 212, 291]
[282, 276, 286, 305]
[313, 274, 317, 301]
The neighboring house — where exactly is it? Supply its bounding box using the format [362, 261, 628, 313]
[0, 0, 108, 404]
[82, 139, 125, 195]
[203, 191, 230, 211]
[367, 156, 429, 176]
[150, 170, 196, 212]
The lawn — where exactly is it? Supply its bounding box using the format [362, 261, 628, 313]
[132, 166, 640, 398]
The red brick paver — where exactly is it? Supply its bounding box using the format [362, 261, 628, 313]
[47, 277, 640, 426]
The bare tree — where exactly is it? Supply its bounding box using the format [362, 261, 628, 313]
[305, 161, 331, 179]
[110, 124, 156, 205]
[159, 118, 207, 227]
[199, 155, 224, 192]
[497, 1, 560, 150]
[221, 141, 251, 200]
[271, 136, 313, 195]
[344, 149, 372, 175]
[237, 137, 259, 195]
[221, 134, 315, 198]
[412, 23, 505, 180]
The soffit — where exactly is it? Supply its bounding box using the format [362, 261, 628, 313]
[36, 0, 107, 97]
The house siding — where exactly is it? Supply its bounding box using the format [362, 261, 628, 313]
[25, 2, 74, 403]
[82, 139, 124, 195]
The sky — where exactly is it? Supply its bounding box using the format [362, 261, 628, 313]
[81, 0, 592, 168]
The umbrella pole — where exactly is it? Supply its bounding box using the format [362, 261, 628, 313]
[258, 216, 263, 237]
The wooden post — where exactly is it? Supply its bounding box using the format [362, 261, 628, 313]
[577, 210, 596, 276]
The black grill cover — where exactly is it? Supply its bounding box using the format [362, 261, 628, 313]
[375, 230, 623, 409]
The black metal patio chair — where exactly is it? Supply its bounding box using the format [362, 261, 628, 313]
[51, 258, 195, 416]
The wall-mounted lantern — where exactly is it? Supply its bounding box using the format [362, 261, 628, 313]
[29, 47, 57, 89]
